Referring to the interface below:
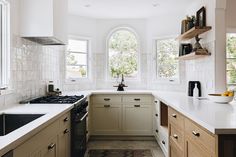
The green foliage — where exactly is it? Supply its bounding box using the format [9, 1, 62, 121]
[109, 30, 138, 78]
[227, 34, 236, 84]
[66, 52, 77, 65]
[157, 39, 178, 78]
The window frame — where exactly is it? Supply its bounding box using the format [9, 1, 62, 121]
[0, 0, 10, 89]
[65, 36, 91, 83]
[106, 27, 141, 81]
[226, 33, 236, 88]
[153, 36, 180, 84]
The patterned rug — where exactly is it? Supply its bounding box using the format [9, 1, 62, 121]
[88, 149, 153, 157]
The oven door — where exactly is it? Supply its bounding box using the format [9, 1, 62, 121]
[71, 107, 88, 157]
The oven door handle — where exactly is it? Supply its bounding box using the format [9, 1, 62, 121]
[79, 112, 88, 122]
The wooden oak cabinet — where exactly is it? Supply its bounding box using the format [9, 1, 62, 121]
[14, 112, 71, 157]
[168, 107, 217, 157]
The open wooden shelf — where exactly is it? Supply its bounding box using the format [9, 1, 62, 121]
[176, 26, 212, 41]
[178, 50, 211, 60]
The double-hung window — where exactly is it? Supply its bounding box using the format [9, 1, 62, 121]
[66, 38, 89, 80]
[0, 0, 10, 88]
[155, 38, 179, 82]
[226, 33, 236, 89]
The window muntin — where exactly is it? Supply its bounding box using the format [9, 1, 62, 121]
[226, 33, 236, 88]
[108, 29, 139, 79]
[0, 0, 10, 88]
[156, 38, 179, 81]
[66, 39, 89, 79]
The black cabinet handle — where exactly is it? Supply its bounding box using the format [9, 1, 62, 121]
[104, 98, 110, 101]
[134, 98, 141, 101]
[173, 134, 178, 139]
[155, 129, 159, 133]
[155, 114, 158, 117]
[192, 131, 200, 137]
[172, 114, 177, 118]
[64, 117, 69, 122]
[154, 101, 158, 103]
[162, 140, 165, 145]
[64, 129, 69, 134]
[48, 143, 55, 150]
[134, 105, 141, 107]
[104, 105, 111, 108]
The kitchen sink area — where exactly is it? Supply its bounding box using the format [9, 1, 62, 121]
[0, 114, 44, 136]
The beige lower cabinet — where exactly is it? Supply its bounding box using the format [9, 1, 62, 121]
[14, 112, 71, 157]
[123, 104, 152, 135]
[91, 104, 122, 134]
[91, 94, 153, 135]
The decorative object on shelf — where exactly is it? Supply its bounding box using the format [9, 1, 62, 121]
[113, 74, 128, 91]
[187, 15, 196, 30]
[181, 19, 188, 34]
[196, 7, 206, 27]
[188, 81, 201, 97]
[179, 43, 193, 56]
[193, 36, 203, 51]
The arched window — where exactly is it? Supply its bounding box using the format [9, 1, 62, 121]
[107, 28, 139, 79]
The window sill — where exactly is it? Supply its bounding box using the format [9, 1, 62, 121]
[0, 89, 13, 96]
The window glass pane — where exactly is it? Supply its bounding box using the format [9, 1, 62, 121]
[227, 34, 236, 58]
[227, 34, 236, 87]
[66, 65, 87, 79]
[66, 52, 87, 66]
[108, 30, 138, 78]
[68, 39, 87, 53]
[156, 39, 179, 79]
[227, 59, 236, 71]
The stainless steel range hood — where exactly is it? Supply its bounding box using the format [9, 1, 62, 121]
[22, 37, 65, 45]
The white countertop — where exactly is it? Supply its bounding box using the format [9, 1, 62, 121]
[0, 103, 74, 156]
[1, 89, 236, 155]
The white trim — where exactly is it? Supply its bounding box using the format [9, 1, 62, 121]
[152, 35, 180, 84]
[65, 36, 92, 83]
[0, 0, 10, 88]
[105, 26, 141, 82]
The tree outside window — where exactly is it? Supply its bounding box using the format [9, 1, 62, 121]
[108, 29, 138, 78]
[156, 38, 179, 81]
[226, 33, 236, 88]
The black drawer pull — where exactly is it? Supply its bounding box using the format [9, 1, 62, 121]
[104, 98, 111, 101]
[192, 131, 200, 137]
[155, 114, 158, 117]
[155, 129, 159, 133]
[154, 101, 158, 103]
[162, 140, 165, 145]
[48, 143, 55, 150]
[173, 134, 178, 139]
[104, 105, 111, 108]
[134, 98, 141, 101]
[134, 105, 141, 107]
[172, 114, 177, 118]
[64, 129, 69, 134]
[64, 117, 69, 122]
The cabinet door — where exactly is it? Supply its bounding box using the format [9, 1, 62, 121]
[123, 104, 152, 135]
[185, 138, 212, 157]
[41, 136, 58, 157]
[92, 104, 121, 134]
[58, 128, 71, 157]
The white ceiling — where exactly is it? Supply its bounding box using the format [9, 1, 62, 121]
[68, 0, 196, 19]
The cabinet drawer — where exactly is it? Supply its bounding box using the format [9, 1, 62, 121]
[60, 112, 71, 130]
[170, 138, 183, 157]
[185, 118, 216, 155]
[92, 95, 122, 104]
[123, 95, 152, 103]
[159, 131, 168, 152]
[168, 107, 184, 130]
[170, 123, 184, 150]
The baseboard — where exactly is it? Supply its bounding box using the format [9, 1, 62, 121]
[89, 135, 156, 141]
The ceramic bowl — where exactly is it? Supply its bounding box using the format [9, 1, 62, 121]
[208, 94, 234, 104]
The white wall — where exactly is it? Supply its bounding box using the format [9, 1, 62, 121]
[0, 0, 65, 109]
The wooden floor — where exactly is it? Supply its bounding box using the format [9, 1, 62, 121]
[86, 140, 165, 157]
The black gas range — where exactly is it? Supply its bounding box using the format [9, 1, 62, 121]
[29, 95, 88, 157]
